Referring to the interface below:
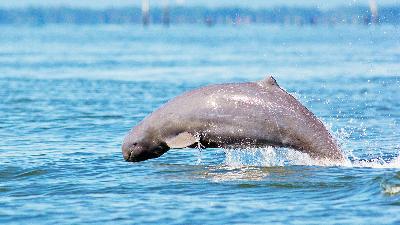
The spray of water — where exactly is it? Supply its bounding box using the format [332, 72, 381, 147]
[221, 147, 400, 169]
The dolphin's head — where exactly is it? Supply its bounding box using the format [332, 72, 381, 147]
[122, 126, 169, 162]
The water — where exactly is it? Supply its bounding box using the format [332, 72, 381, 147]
[1, 24, 400, 224]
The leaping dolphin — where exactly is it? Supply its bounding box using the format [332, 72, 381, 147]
[122, 76, 346, 164]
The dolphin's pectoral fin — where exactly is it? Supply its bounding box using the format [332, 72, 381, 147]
[165, 132, 197, 149]
[258, 75, 280, 88]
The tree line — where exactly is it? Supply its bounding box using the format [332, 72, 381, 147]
[0, 6, 398, 25]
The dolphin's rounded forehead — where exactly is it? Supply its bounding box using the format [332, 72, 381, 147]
[123, 128, 138, 146]
[124, 121, 154, 146]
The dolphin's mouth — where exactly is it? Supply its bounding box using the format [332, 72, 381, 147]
[124, 150, 145, 162]
[127, 150, 138, 162]
[124, 145, 169, 162]
[128, 153, 144, 162]
[125, 148, 147, 162]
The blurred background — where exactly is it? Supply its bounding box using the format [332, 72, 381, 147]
[0, 0, 399, 81]
[1, 0, 399, 26]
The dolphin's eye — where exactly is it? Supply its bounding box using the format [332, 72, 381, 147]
[129, 143, 137, 149]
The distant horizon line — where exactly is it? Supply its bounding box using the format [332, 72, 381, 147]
[0, 4, 399, 10]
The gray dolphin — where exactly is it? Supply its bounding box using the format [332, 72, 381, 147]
[122, 76, 346, 164]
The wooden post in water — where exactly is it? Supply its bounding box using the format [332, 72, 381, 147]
[162, 0, 170, 27]
[142, 0, 150, 26]
[369, 0, 379, 24]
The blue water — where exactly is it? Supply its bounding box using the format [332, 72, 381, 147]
[1, 24, 400, 224]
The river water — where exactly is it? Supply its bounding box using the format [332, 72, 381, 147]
[1, 24, 400, 224]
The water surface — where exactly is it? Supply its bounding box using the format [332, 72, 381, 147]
[1, 24, 400, 224]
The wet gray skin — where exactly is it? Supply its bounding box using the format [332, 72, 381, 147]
[122, 76, 347, 164]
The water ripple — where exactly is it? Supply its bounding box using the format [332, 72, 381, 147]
[0, 25, 399, 224]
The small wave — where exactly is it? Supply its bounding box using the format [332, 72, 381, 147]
[382, 184, 400, 195]
[16, 169, 48, 178]
[203, 166, 268, 182]
[0, 187, 10, 193]
[9, 97, 35, 103]
[381, 171, 400, 195]
[75, 114, 124, 119]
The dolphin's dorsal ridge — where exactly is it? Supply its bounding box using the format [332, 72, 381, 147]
[259, 75, 279, 88]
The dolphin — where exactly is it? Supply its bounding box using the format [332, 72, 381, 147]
[122, 76, 346, 164]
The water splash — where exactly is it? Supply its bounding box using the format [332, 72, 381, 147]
[328, 116, 400, 169]
[222, 147, 400, 169]
[352, 154, 400, 169]
[224, 147, 343, 167]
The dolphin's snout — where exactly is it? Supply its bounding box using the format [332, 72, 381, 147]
[122, 142, 136, 161]
[121, 141, 153, 162]
[122, 149, 131, 161]
[122, 140, 169, 162]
